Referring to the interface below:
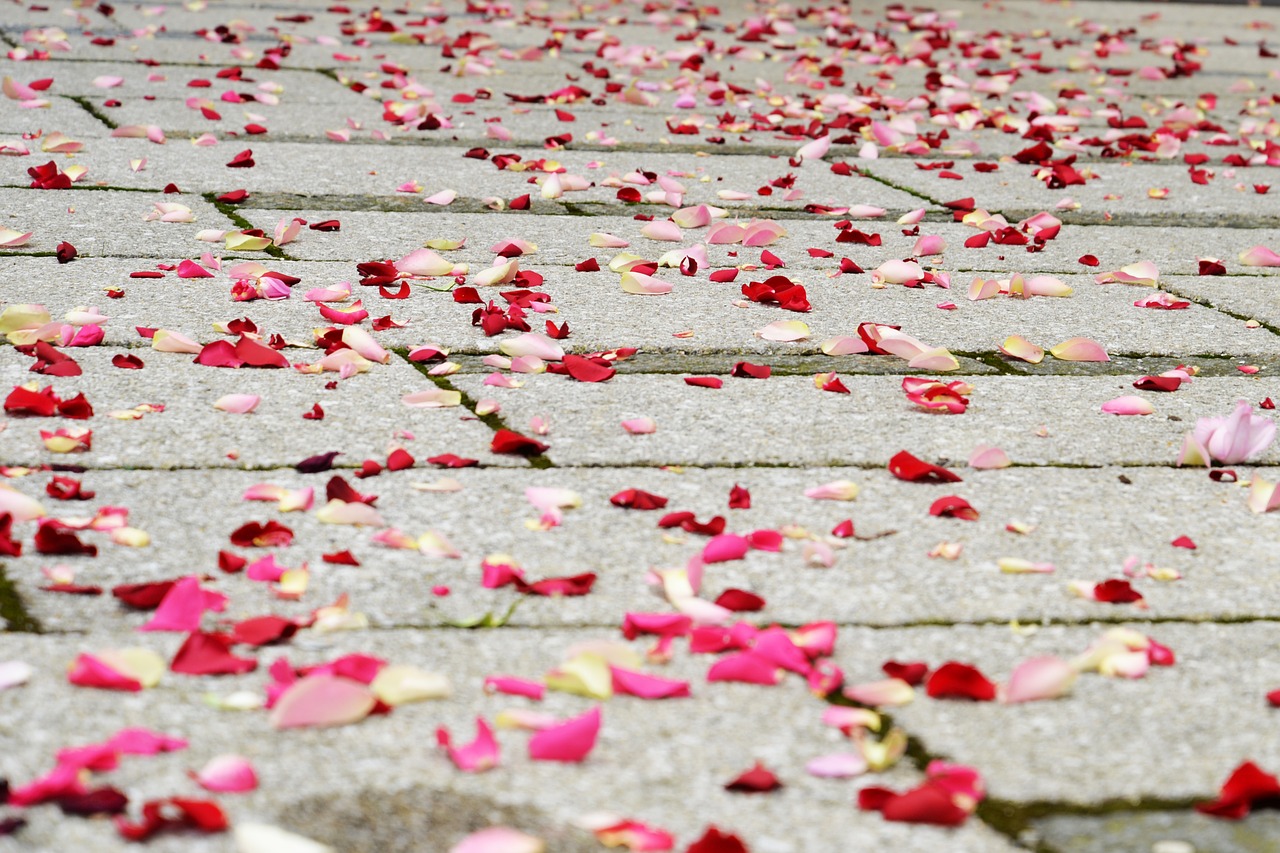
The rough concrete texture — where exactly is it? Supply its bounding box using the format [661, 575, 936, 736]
[5, 1, 1280, 851]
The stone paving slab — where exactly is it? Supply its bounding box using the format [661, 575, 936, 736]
[0, 628, 1017, 853]
[238, 208, 1280, 285]
[0, 96, 111, 138]
[5, 1, 1280, 850]
[13, 256, 1269, 362]
[4, 464, 1279, 632]
[0, 344, 509, 470]
[0, 142, 935, 217]
[450, 373, 1280, 467]
[0, 188, 228, 258]
[861, 160, 1280, 225]
[831, 622, 1280, 804]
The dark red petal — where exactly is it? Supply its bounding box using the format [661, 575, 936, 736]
[491, 429, 549, 456]
[925, 662, 997, 701]
[882, 660, 930, 686]
[170, 632, 258, 675]
[713, 589, 766, 612]
[685, 826, 750, 853]
[112, 580, 177, 609]
[1093, 579, 1144, 604]
[724, 762, 783, 793]
[888, 450, 962, 484]
[231, 615, 298, 646]
[880, 784, 971, 826]
[563, 354, 615, 382]
[610, 489, 669, 510]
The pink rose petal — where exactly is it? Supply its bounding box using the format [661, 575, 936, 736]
[1100, 396, 1154, 416]
[269, 674, 377, 729]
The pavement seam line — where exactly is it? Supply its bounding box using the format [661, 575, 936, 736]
[394, 347, 555, 469]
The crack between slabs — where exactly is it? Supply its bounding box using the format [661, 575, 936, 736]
[394, 347, 554, 469]
[203, 192, 292, 260]
[824, 693, 1205, 852]
[1159, 283, 1280, 339]
[0, 460, 1240, 473]
[63, 94, 118, 130]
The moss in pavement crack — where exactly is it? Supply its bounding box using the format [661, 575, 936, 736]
[0, 564, 44, 633]
[395, 348, 555, 469]
[204, 193, 289, 260]
[66, 95, 119, 130]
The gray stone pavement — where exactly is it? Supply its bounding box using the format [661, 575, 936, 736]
[3, 1, 1280, 851]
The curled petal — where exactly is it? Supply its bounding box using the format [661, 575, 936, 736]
[1049, 337, 1109, 362]
[999, 335, 1043, 364]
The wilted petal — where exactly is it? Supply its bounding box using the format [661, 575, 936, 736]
[968, 445, 1010, 469]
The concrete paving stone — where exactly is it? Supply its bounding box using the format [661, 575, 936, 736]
[0, 141, 940, 218]
[0, 628, 1018, 853]
[830, 622, 1280, 804]
[1034, 810, 1280, 853]
[0, 188, 230, 258]
[0, 95, 111, 139]
[450, 373, 1280, 467]
[0, 344, 510, 471]
[6, 462, 1280, 632]
[445, 269, 1280, 358]
[236, 208, 1280, 285]
[0, 61, 360, 103]
[0, 256, 350, 346]
[83, 94, 390, 140]
[860, 159, 1280, 224]
[1164, 275, 1280, 331]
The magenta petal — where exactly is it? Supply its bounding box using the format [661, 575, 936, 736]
[706, 652, 783, 685]
[609, 665, 692, 699]
[701, 534, 750, 564]
[528, 706, 601, 763]
[438, 717, 500, 772]
[106, 729, 188, 755]
[138, 576, 226, 632]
